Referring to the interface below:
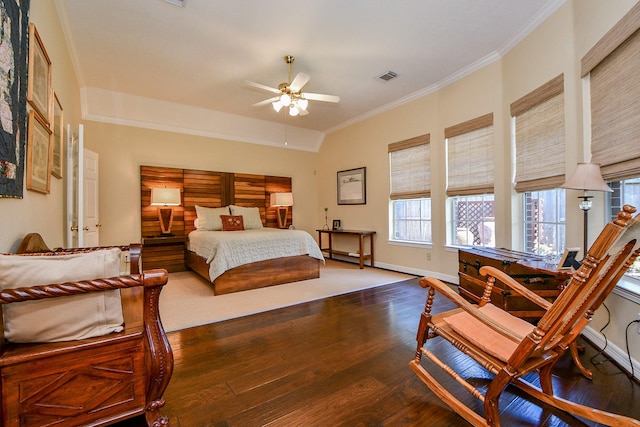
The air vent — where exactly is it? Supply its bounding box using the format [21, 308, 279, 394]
[378, 71, 398, 81]
[163, 0, 185, 6]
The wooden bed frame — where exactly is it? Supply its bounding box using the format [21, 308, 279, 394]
[185, 251, 320, 295]
[141, 166, 321, 295]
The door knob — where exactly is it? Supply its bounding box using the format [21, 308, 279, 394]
[70, 225, 78, 231]
[83, 226, 89, 231]
[96, 223, 102, 228]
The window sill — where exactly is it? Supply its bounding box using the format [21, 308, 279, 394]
[613, 277, 640, 304]
[388, 239, 432, 250]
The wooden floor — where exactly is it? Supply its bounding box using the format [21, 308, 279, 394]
[117, 277, 640, 426]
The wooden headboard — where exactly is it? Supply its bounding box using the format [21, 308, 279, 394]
[140, 166, 292, 238]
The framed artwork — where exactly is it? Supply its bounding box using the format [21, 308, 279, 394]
[332, 219, 342, 231]
[557, 247, 581, 271]
[27, 23, 52, 125]
[337, 167, 366, 205]
[26, 110, 53, 193]
[0, 0, 30, 198]
[51, 93, 63, 178]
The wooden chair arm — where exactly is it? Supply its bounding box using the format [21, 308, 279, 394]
[0, 268, 166, 305]
[479, 266, 553, 310]
[419, 277, 524, 342]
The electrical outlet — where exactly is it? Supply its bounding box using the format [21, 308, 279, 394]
[426, 252, 431, 261]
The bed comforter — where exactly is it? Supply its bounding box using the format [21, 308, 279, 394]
[187, 228, 325, 281]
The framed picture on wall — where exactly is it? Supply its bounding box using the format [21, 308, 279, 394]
[26, 110, 53, 194]
[27, 23, 52, 125]
[51, 93, 63, 178]
[337, 167, 366, 205]
[557, 247, 581, 271]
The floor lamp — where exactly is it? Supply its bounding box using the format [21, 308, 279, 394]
[561, 163, 612, 258]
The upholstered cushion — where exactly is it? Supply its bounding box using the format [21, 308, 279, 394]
[443, 303, 534, 362]
[0, 248, 124, 343]
[229, 205, 263, 229]
[221, 215, 245, 231]
[195, 205, 230, 231]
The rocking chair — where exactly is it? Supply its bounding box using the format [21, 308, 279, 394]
[410, 205, 640, 426]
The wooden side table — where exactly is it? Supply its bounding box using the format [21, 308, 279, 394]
[316, 229, 375, 269]
[142, 235, 188, 272]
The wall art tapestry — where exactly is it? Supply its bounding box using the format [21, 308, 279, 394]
[0, 0, 30, 198]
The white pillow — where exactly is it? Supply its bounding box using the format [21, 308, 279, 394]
[195, 205, 230, 231]
[230, 205, 264, 229]
[0, 248, 124, 343]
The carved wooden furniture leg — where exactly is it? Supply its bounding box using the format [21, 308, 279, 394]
[570, 341, 593, 379]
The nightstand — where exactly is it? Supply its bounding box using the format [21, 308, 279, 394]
[142, 235, 188, 272]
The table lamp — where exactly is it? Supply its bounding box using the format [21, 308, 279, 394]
[271, 192, 294, 229]
[150, 187, 181, 235]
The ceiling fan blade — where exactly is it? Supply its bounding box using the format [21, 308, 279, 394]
[252, 97, 280, 107]
[245, 80, 281, 94]
[303, 92, 340, 103]
[289, 72, 310, 92]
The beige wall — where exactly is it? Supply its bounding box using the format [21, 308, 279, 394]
[82, 121, 319, 246]
[1, 0, 82, 252]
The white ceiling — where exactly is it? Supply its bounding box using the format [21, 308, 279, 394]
[55, 0, 563, 137]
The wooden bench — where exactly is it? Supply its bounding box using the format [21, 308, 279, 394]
[0, 238, 173, 426]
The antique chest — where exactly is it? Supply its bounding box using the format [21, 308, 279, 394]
[458, 247, 573, 321]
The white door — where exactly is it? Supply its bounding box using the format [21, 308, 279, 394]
[83, 148, 100, 247]
[66, 124, 85, 247]
[65, 124, 77, 247]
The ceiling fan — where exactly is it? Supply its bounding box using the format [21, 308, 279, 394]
[246, 55, 340, 117]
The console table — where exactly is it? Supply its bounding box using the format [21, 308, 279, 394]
[316, 229, 375, 269]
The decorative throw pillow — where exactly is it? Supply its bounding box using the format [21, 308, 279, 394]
[195, 205, 230, 231]
[0, 248, 124, 343]
[221, 215, 245, 231]
[229, 205, 263, 229]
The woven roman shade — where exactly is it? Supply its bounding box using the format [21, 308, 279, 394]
[511, 74, 565, 192]
[583, 4, 640, 181]
[445, 114, 494, 196]
[389, 134, 430, 200]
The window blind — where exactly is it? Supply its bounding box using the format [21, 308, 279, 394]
[511, 74, 565, 192]
[389, 134, 430, 199]
[583, 3, 640, 182]
[445, 113, 494, 196]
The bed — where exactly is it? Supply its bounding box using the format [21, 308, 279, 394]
[186, 227, 324, 295]
[141, 166, 324, 295]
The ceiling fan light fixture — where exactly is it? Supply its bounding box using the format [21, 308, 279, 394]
[272, 101, 283, 112]
[280, 93, 291, 107]
[289, 105, 299, 116]
[297, 98, 308, 110]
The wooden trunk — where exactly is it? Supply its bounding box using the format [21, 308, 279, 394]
[458, 247, 572, 321]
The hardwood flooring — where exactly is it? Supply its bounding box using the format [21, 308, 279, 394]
[117, 277, 640, 426]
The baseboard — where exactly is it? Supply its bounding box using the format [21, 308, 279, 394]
[580, 326, 640, 381]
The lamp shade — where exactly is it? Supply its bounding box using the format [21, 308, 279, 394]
[270, 192, 293, 207]
[561, 163, 612, 192]
[150, 187, 181, 206]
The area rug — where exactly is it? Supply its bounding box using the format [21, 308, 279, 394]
[159, 260, 415, 332]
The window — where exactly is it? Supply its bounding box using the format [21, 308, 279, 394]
[523, 189, 566, 255]
[451, 194, 494, 247]
[607, 177, 640, 279]
[583, 4, 640, 285]
[445, 114, 494, 247]
[389, 134, 431, 244]
[392, 198, 432, 243]
[511, 75, 566, 255]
